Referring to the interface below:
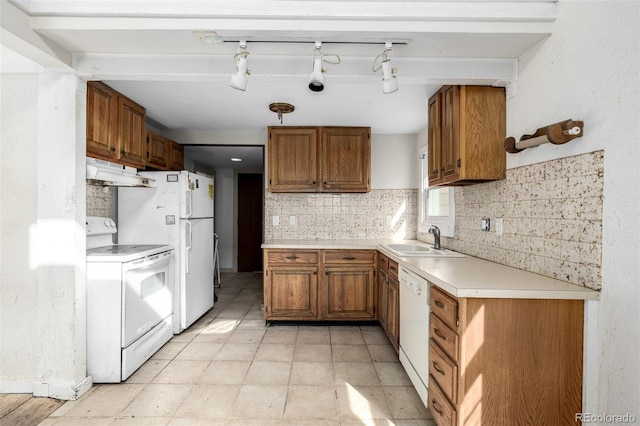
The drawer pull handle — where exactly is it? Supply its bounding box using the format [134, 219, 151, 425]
[286, 255, 299, 260]
[434, 300, 445, 308]
[434, 328, 447, 340]
[433, 361, 446, 376]
[342, 256, 356, 260]
[431, 399, 443, 415]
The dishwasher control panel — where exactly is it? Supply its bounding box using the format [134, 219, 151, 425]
[399, 266, 430, 304]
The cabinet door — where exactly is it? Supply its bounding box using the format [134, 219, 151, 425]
[146, 130, 169, 169]
[386, 276, 400, 351]
[427, 93, 443, 186]
[320, 127, 371, 192]
[324, 266, 375, 319]
[268, 127, 318, 192]
[378, 269, 388, 329]
[265, 266, 318, 319]
[169, 142, 184, 170]
[118, 96, 146, 168]
[86, 81, 118, 161]
[459, 86, 506, 182]
[441, 85, 460, 182]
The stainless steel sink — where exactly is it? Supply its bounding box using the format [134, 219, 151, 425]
[379, 242, 465, 258]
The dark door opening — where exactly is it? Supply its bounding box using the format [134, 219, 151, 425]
[237, 173, 264, 272]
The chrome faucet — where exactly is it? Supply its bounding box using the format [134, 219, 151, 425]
[428, 225, 441, 250]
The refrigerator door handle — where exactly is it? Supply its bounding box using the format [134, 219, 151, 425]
[186, 188, 193, 218]
[185, 220, 192, 274]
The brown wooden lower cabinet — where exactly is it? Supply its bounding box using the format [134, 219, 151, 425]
[428, 284, 584, 426]
[263, 248, 376, 321]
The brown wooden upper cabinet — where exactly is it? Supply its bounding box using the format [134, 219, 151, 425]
[428, 85, 506, 187]
[87, 81, 146, 169]
[146, 129, 185, 170]
[168, 141, 184, 170]
[268, 126, 371, 193]
[146, 129, 171, 169]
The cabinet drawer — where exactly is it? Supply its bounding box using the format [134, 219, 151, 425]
[378, 253, 389, 271]
[430, 313, 459, 361]
[324, 250, 376, 264]
[428, 376, 456, 426]
[430, 285, 458, 330]
[388, 260, 399, 280]
[267, 250, 318, 264]
[429, 341, 458, 404]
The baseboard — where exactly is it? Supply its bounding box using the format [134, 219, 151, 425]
[1, 376, 93, 401]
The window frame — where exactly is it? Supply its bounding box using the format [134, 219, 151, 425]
[418, 146, 455, 237]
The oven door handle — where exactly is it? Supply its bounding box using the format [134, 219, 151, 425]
[185, 220, 192, 274]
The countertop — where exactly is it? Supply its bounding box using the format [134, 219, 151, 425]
[262, 239, 600, 300]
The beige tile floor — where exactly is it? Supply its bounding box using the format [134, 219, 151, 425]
[40, 272, 435, 426]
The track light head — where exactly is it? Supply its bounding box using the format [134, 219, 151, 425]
[308, 41, 340, 93]
[381, 59, 398, 94]
[308, 57, 325, 92]
[230, 41, 250, 91]
[373, 42, 398, 94]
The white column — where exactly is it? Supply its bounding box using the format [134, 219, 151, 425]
[32, 71, 90, 399]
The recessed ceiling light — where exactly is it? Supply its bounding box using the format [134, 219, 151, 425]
[231, 157, 242, 162]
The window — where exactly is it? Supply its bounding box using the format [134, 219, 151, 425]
[418, 146, 455, 237]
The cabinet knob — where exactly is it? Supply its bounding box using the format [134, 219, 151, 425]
[434, 300, 445, 309]
[110, 147, 116, 152]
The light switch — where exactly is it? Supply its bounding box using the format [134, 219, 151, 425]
[289, 216, 297, 226]
[272, 215, 279, 226]
[481, 217, 490, 232]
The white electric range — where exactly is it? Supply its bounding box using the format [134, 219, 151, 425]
[86, 216, 174, 383]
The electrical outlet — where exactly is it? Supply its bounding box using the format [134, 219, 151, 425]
[289, 215, 296, 226]
[495, 218, 503, 236]
[481, 217, 491, 232]
[272, 215, 279, 226]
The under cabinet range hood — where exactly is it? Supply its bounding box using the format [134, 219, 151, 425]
[86, 157, 155, 187]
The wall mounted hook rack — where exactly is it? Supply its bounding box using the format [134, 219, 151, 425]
[505, 119, 584, 154]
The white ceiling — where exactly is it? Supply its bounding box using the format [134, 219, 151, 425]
[5, 0, 557, 170]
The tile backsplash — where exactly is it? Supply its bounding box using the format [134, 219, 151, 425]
[264, 151, 603, 290]
[265, 190, 418, 241]
[86, 184, 114, 218]
[419, 150, 604, 290]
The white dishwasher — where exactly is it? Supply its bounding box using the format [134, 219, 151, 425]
[399, 266, 430, 407]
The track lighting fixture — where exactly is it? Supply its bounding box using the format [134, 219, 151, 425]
[230, 41, 250, 91]
[373, 42, 398, 94]
[308, 41, 341, 92]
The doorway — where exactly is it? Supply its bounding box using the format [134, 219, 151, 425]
[237, 173, 264, 272]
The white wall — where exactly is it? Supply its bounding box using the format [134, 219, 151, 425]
[371, 134, 419, 189]
[505, 1, 639, 415]
[214, 169, 235, 270]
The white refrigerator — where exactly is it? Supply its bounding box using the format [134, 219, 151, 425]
[118, 170, 215, 334]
